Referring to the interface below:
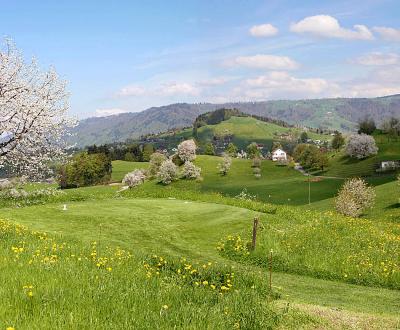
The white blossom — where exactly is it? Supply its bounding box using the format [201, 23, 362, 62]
[122, 169, 146, 188]
[335, 178, 375, 217]
[177, 139, 197, 162]
[218, 153, 232, 176]
[182, 161, 201, 179]
[0, 39, 76, 178]
[345, 134, 378, 159]
[157, 159, 178, 185]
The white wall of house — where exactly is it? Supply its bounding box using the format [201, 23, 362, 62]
[272, 149, 287, 161]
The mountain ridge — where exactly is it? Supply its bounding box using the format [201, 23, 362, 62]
[72, 95, 400, 147]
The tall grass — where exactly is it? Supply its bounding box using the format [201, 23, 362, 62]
[217, 207, 400, 289]
[0, 219, 317, 329]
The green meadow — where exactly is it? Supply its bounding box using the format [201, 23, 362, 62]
[1, 137, 399, 329]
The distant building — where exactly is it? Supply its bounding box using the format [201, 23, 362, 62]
[378, 160, 400, 172]
[272, 149, 287, 162]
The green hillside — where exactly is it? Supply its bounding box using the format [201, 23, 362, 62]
[113, 156, 345, 205]
[320, 134, 400, 178]
[157, 116, 331, 151]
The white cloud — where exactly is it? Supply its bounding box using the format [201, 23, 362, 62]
[373, 26, 400, 42]
[290, 15, 374, 40]
[230, 54, 299, 70]
[117, 85, 145, 97]
[249, 23, 278, 37]
[117, 82, 200, 98]
[243, 71, 333, 99]
[157, 82, 200, 96]
[342, 67, 400, 97]
[353, 52, 400, 66]
[95, 108, 129, 117]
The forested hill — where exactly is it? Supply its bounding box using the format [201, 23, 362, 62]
[72, 94, 400, 147]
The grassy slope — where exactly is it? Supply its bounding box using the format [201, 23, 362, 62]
[321, 134, 400, 178]
[111, 160, 149, 182]
[161, 116, 331, 150]
[305, 179, 400, 221]
[2, 196, 399, 323]
[113, 156, 345, 206]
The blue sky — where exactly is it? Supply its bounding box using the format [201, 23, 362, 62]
[1, 0, 399, 118]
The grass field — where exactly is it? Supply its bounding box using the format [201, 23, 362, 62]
[320, 134, 400, 178]
[111, 160, 149, 182]
[1, 191, 400, 328]
[113, 156, 346, 206]
[3, 146, 400, 328]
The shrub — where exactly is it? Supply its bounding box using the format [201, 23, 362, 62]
[345, 134, 378, 159]
[246, 142, 260, 159]
[299, 131, 308, 143]
[204, 143, 215, 155]
[331, 132, 345, 150]
[218, 154, 232, 176]
[335, 178, 375, 217]
[225, 143, 238, 157]
[293, 144, 328, 170]
[358, 117, 376, 135]
[182, 161, 201, 179]
[123, 169, 146, 188]
[157, 159, 178, 185]
[177, 139, 197, 162]
[57, 152, 112, 188]
[148, 152, 167, 178]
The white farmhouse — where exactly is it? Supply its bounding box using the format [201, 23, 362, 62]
[272, 149, 287, 162]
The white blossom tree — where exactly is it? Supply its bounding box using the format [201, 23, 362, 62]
[345, 134, 378, 159]
[122, 169, 146, 188]
[177, 139, 197, 162]
[182, 161, 201, 179]
[0, 39, 75, 178]
[335, 178, 375, 217]
[218, 153, 232, 176]
[157, 159, 178, 185]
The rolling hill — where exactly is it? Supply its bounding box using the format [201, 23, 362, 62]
[72, 94, 400, 147]
[153, 116, 331, 152]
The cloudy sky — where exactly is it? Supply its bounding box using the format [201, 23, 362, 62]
[1, 0, 399, 118]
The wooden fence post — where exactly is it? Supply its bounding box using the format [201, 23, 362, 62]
[251, 217, 259, 250]
[269, 250, 273, 291]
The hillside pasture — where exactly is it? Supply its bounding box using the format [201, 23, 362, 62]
[111, 160, 149, 182]
[320, 134, 400, 178]
[113, 156, 346, 205]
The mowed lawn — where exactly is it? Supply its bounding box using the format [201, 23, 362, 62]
[111, 160, 149, 182]
[2, 197, 400, 321]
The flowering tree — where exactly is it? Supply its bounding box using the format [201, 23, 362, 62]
[177, 139, 197, 162]
[148, 152, 167, 178]
[335, 178, 375, 217]
[182, 161, 201, 179]
[0, 39, 75, 178]
[157, 159, 178, 185]
[122, 169, 146, 188]
[218, 153, 232, 176]
[345, 134, 378, 159]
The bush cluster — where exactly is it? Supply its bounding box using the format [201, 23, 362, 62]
[57, 152, 112, 188]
